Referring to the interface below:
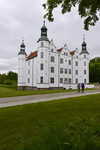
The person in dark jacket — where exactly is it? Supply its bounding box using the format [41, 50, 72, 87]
[81, 83, 85, 93]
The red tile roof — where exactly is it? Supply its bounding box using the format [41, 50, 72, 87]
[70, 50, 76, 55]
[27, 51, 38, 60]
[57, 48, 63, 52]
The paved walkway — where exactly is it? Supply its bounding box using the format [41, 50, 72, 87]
[0, 90, 100, 108]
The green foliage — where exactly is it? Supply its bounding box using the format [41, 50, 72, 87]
[0, 71, 17, 85]
[0, 94, 100, 149]
[43, 0, 100, 30]
[89, 57, 100, 83]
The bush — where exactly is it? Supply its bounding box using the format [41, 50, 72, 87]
[4, 79, 13, 85]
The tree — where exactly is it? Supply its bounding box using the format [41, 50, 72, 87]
[89, 57, 100, 83]
[43, 0, 100, 30]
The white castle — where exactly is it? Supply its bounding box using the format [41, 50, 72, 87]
[18, 21, 89, 90]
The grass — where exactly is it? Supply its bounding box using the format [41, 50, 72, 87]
[0, 94, 100, 149]
[0, 84, 96, 98]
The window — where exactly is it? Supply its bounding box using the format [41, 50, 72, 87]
[28, 69, 30, 74]
[69, 69, 71, 74]
[64, 78, 68, 84]
[84, 70, 86, 74]
[60, 68, 63, 74]
[51, 49, 53, 52]
[41, 52, 44, 58]
[40, 64, 43, 70]
[60, 58, 63, 64]
[68, 60, 71, 65]
[51, 67, 54, 73]
[84, 61, 86, 66]
[65, 69, 67, 74]
[75, 70, 78, 75]
[51, 56, 55, 62]
[50, 78, 54, 83]
[60, 78, 63, 83]
[28, 61, 30, 66]
[84, 79, 86, 83]
[41, 42, 44, 47]
[28, 78, 30, 83]
[69, 78, 71, 83]
[75, 61, 78, 66]
[84, 55, 86, 58]
[76, 79, 78, 84]
[40, 76, 43, 83]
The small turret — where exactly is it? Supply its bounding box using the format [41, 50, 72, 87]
[18, 39, 27, 56]
[80, 35, 89, 54]
[37, 20, 50, 43]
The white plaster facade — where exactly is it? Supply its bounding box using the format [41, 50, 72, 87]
[18, 22, 89, 90]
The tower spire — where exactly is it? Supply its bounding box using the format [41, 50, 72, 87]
[80, 35, 89, 54]
[37, 19, 50, 43]
[18, 38, 27, 56]
[83, 34, 85, 42]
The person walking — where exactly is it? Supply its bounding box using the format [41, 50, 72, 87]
[81, 83, 85, 93]
[77, 83, 80, 92]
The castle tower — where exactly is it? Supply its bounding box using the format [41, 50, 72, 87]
[37, 21, 50, 87]
[80, 35, 89, 83]
[18, 39, 27, 89]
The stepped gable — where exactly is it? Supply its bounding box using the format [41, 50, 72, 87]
[27, 51, 38, 60]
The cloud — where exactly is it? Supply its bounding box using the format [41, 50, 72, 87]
[0, 0, 100, 73]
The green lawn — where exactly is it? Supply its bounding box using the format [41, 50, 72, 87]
[0, 94, 100, 150]
[0, 85, 71, 98]
[0, 84, 96, 98]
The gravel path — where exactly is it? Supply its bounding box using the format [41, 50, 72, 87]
[0, 90, 100, 108]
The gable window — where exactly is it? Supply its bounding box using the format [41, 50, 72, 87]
[40, 76, 43, 83]
[40, 63, 43, 70]
[60, 68, 63, 74]
[65, 69, 67, 74]
[51, 56, 55, 62]
[50, 77, 54, 83]
[68, 60, 71, 65]
[41, 42, 44, 47]
[51, 67, 54, 73]
[41, 52, 44, 58]
[60, 58, 63, 64]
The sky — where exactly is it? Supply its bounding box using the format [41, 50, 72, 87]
[0, 0, 100, 74]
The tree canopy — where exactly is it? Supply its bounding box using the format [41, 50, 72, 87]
[89, 57, 100, 83]
[43, 0, 100, 30]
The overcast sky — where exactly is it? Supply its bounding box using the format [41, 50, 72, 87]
[0, 0, 100, 73]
